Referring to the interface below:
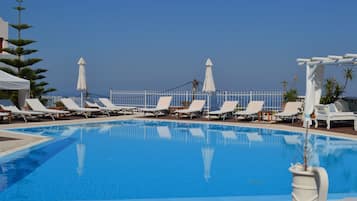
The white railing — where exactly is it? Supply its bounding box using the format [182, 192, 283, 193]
[110, 90, 284, 111]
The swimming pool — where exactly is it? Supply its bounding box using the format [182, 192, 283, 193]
[0, 120, 357, 201]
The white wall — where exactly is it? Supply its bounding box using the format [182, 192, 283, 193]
[0, 17, 9, 50]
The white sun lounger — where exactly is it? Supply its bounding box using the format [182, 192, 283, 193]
[208, 101, 238, 120]
[141, 96, 172, 117]
[274, 102, 302, 123]
[314, 104, 356, 130]
[175, 100, 206, 119]
[98, 98, 136, 113]
[86, 101, 115, 116]
[0, 111, 10, 123]
[234, 101, 264, 121]
[61, 98, 100, 118]
[0, 99, 44, 122]
[26, 98, 69, 120]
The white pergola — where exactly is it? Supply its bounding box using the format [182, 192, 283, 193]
[297, 53, 357, 124]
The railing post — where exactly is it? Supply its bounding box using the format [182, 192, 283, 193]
[144, 90, 147, 109]
[249, 91, 253, 102]
[185, 91, 189, 102]
[224, 91, 228, 101]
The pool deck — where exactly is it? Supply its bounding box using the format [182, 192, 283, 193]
[0, 113, 356, 157]
[0, 131, 50, 158]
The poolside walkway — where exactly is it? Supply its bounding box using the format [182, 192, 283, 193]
[0, 131, 50, 158]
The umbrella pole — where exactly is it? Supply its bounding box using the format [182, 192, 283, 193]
[81, 91, 84, 108]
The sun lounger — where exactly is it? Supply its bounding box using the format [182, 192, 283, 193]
[26, 98, 69, 120]
[175, 100, 206, 119]
[234, 101, 264, 121]
[86, 101, 114, 116]
[274, 102, 302, 123]
[0, 99, 43, 122]
[98, 98, 136, 114]
[141, 96, 172, 117]
[334, 99, 357, 113]
[0, 111, 11, 123]
[61, 98, 100, 118]
[208, 101, 238, 120]
[314, 104, 356, 130]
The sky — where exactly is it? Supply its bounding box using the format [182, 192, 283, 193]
[1, 0, 357, 97]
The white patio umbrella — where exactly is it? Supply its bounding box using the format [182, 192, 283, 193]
[202, 58, 218, 113]
[77, 57, 87, 107]
[202, 58, 216, 93]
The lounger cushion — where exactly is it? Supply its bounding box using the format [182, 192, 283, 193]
[334, 100, 350, 112]
[328, 103, 337, 113]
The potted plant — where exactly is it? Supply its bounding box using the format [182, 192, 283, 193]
[289, 118, 329, 201]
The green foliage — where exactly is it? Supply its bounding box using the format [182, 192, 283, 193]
[320, 78, 343, 104]
[10, 24, 32, 31]
[283, 88, 298, 102]
[14, 5, 25, 11]
[343, 67, 354, 91]
[320, 68, 354, 104]
[1, 47, 37, 56]
[7, 39, 35, 46]
[0, 58, 42, 69]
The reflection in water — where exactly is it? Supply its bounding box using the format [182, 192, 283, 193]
[202, 146, 214, 182]
[137, 123, 357, 183]
[76, 128, 86, 176]
[0, 138, 75, 192]
[157, 126, 172, 140]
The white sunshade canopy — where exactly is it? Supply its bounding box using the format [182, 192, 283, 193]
[77, 57, 87, 91]
[0, 70, 30, 90]
[0, 70, 30, 107]
[77, 57, 87, 107]
[202, 58, 216, 93]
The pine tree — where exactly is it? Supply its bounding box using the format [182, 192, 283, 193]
[0, 0, 55, 102]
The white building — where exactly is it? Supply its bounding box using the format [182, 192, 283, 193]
[0, 17, 15, 64]
[0, 17, 9, 52]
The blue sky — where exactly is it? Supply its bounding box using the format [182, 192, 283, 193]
[1, 0, 357, 96]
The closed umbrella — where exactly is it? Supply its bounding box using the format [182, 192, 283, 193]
[202, 58, 216, 93]
[77, 57, 87, 107]
[202, 58, 218, 113]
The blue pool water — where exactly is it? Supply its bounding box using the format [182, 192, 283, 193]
[0, 120, 357, 201]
